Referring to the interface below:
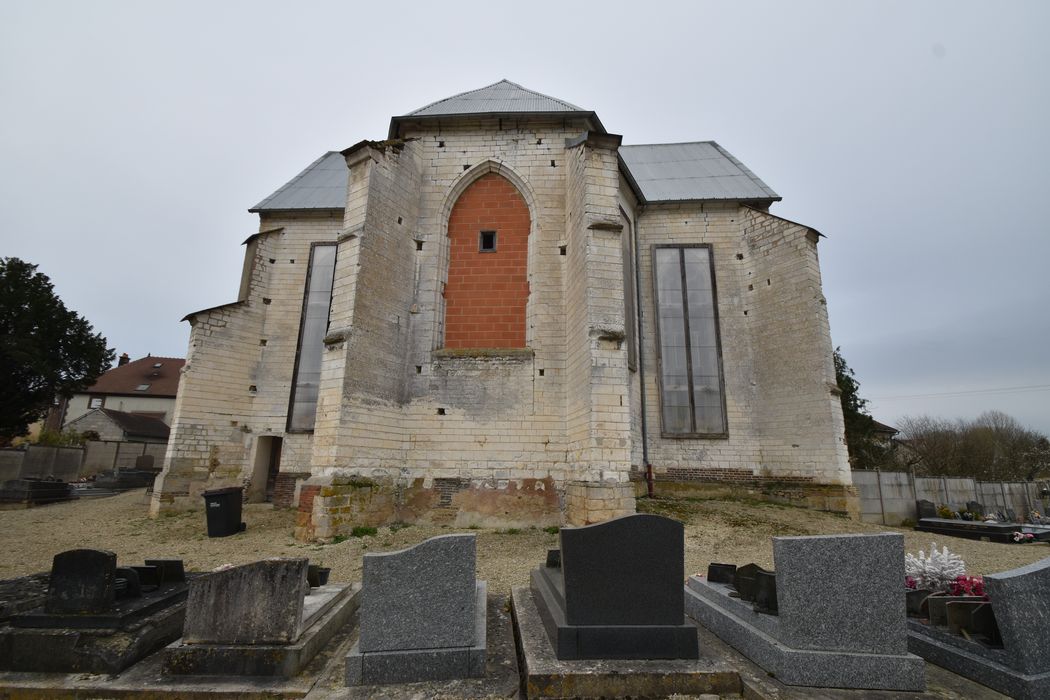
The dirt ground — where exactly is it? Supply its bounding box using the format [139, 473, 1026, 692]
[2, 490, 1047, 587]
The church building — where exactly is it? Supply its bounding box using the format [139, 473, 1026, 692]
[150, 80, 853, 538]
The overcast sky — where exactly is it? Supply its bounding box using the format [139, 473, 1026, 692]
[2, 1, 1047, 435]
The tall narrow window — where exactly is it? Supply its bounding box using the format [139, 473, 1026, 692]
[287, 243, 336, 432]
[620, 208, 638, 371]
[653, 245, 726, 436]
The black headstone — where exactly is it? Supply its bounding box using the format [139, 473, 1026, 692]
[560, 513, 683, 626]
[131, 565, 160, 590]
[545, 549, 561, 569]
[707, 563, 736, 584]
[754, 570, 778, 614]
[114, 567, 141, 598]
[144, 560, 185, 584]
[44, 549, 117, 614]
[916, 499, 938, 519]
[966, 501, 984, 516]
[733, 563, 769, 603]
[1005, 508, 1017, 523]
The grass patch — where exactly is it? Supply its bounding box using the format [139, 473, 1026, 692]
[331, 534, 348, 544]
[543, 526, 560, 535]
[388, 522, 411, 533]
[496, 528, 522, 535]
[351, 526, 378, 538]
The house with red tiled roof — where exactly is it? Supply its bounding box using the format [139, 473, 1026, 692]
[52, 354, 185, 430]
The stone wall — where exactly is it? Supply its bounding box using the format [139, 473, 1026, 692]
[151, 212, 342, 515]
[632, 203, 849, 488]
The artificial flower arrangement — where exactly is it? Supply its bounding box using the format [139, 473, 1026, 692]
[1012, 531, 1036, 543]
[905, 542, 965, 592]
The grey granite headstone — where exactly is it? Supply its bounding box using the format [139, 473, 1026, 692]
[45, 549, 117, 614]
[686, 532, 925, 690]
[775, 533, 907, 654]
[182, 558, 308, 645]
[983, 557, 1050, 675]
[348, 533, 486, 685]
[359, 533, 477, 652]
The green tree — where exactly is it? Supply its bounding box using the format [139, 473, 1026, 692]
[0, 258, 114, 446]
[833, 346, 892, 469]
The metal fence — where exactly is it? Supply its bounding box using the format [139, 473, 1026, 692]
[852, 470, 1050, 525]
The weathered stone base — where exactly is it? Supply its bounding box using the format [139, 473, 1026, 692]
[563, 480, 636, 526]
[685, 577, 925, 690]
[164, 583, 359, 678]
[346, 581, 487, 685]
[295, 475, 564, 541]
[511, 587, 740, 699]
[0, 602, 186, 674]
[636, 476, 860, 519]
[908, 618, 1050, 700]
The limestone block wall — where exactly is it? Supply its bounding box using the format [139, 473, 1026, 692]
[632, 202, 849, 486]
[742, 207, 850, 484]
[151, 212, 342, 514]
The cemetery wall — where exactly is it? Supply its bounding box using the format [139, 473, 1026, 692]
[853, 470, 1050, 524]
[0, 449, 24, 482]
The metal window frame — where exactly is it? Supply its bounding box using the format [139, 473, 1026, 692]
[286, 241, 338, 434]
[651, 243, 729, 439]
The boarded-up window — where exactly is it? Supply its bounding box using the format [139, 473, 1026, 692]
[653, 245, 726, 436]
[288, 244, 337, 432]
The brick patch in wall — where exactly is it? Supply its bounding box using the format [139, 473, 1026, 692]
[273, 471, 311, 509]
[663, 467, 815, 484]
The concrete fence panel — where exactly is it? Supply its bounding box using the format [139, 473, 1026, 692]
[0, 450, 23, 482]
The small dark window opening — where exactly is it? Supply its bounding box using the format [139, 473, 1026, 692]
[438, 140, 445, 148]
[559, 245, 567, 256]
[538, 369, 545, 377]
[415, 240, 424, 251]
[479, 230, 497, 253]
[415, 365, 422, 374]
[550, 160, 556, 167]
[437, 408, 446, 415]
[269, 258, 276, 264]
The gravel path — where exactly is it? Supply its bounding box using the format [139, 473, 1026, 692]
[1, 490, 1046, 589]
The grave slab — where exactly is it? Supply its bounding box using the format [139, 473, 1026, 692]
[346, 533, 487, 685]
[166, 581, 359, 678]
[685, 533, 924, 691]
[182, 559, 307, 645]
[528, 513, 700, 661]
[512, 587, 739, 699]
[0, 552, 189, 674]
[908, 555, 1050, 699]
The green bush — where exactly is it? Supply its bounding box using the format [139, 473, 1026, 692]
[351, 526, 377, 538]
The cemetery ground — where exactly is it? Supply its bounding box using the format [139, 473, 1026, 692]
[1, 489, 1046, 588]
[2, 491, 1044, 699]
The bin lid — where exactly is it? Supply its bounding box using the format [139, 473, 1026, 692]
[202, 486, 243, 497]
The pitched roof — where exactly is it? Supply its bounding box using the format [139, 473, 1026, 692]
[99, 409, 171, 440]
[389, 79, 605, 137]
[86, 356, 184, 398]
[406, 79, 583, 117]
[619, 142, 780, 203]
[249, 151, 348, 213]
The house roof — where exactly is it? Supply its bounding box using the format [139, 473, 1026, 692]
[619, 142, 780, 203]
[99, 409, 171, 440]
[86, 356, 184, 398]
[249, 151, 348, 213]
[388, 79, 606, 137]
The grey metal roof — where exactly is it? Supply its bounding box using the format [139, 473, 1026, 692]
[389, 79, 604, 137]
[249, 151, 347, 212]
[619, 142, 780, 203]
[405, 79, 583, 117]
